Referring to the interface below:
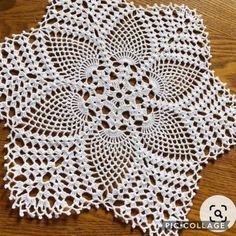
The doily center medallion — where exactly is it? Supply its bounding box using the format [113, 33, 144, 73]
[71, 59, 156, 194]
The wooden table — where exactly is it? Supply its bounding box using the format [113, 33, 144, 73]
[0, 0, 235, 235]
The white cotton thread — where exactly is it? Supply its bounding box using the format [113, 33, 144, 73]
[0, 1, 235, 236]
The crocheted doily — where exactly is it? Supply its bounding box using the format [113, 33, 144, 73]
[0, 0, 235, 235]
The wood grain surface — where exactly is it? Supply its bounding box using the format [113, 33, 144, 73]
[0, 0, 236, 235]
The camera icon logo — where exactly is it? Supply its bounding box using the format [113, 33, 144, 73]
[209, 204, 227, 222]
[200, 195, 236, 232]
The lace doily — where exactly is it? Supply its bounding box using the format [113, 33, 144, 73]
[0, 0, 235, 235]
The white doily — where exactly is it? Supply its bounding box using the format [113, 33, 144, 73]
[0, 0, 235, 235]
